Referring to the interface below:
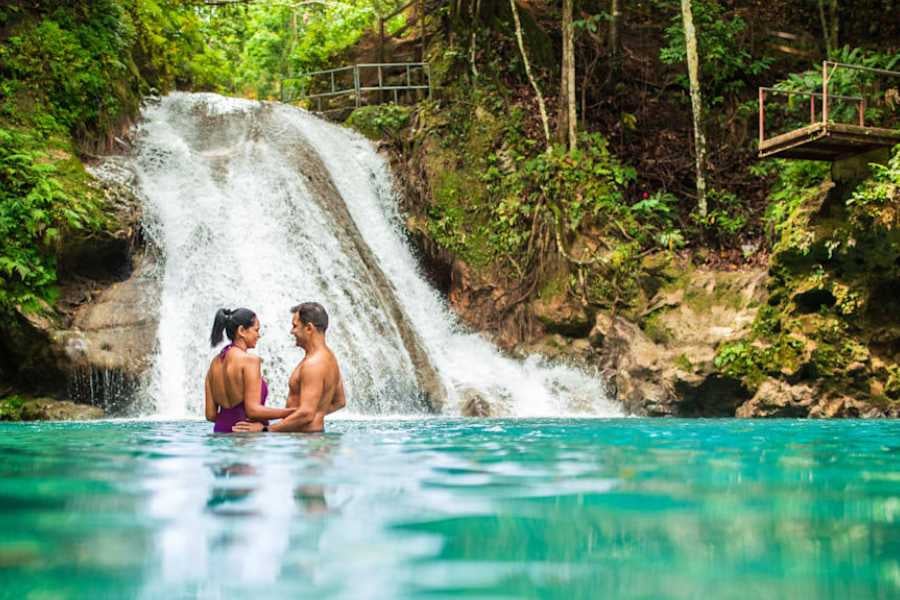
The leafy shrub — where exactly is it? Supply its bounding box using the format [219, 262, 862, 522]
[753, 159, 830, 237]
[690, 188, 749, 243]
[660, 0, 773, 106]
[346, 104, 412, 140]
[0, 395, 27, 421]
[773, 47, 900, 128]
[0, 128, 104, 314]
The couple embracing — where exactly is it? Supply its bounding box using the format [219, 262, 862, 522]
[204, 302, 346, 433]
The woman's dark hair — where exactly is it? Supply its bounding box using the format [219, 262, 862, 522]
[210, 307, 257, 347]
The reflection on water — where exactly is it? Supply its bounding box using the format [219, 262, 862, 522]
[0, 419, 898, 599]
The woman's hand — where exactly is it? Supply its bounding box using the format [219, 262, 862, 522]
[232, 421, 265, 432]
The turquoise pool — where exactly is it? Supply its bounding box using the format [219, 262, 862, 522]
[0, 419, 897, 598]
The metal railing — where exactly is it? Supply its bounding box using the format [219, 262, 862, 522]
[281, 62, 431, 112]
[759, 61, 900, 145]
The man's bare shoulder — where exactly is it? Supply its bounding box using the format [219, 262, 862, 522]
[298, 354, 328, 376]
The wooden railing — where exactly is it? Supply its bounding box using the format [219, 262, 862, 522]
[281, 62, 431, 112]
[759, 61, 900, 146]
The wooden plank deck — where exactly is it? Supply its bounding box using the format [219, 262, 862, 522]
[759, 122, 900, 160]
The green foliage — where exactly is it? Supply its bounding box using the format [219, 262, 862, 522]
[690, 188, 750, 243]
[847, 144, 900, 212]
[659, 0, 773, 106]
[0, 128, 105, 314]
[754, 159, 830, 237]
[0, 395, 27, 421]
[346, 105, 411, 140]
[483, 132, 636, 258]
[630, 191, 685, 250]
[716, 145, 900, 402]
[773, 48, 900, 128]
[829, 144, 900, 258]
[209, 1, 407, 99]
[0, 1, 136, 136]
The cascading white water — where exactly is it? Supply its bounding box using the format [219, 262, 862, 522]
[128, 92, 621, 417]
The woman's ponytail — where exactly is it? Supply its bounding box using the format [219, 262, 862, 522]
[210, 307, 256, 347]
[210, 308, 231, 347]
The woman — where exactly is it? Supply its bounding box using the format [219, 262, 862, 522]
[205, 308, 294, 433]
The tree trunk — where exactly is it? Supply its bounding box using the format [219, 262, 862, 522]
[817, 0, 840, 58]
[680, 0, 707, 217]
[563, 0, 577, 150]
[609, 0, 621, 74]
[509, 0, 551, 150]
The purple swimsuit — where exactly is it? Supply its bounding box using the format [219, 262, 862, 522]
[213, 344, 269, 433]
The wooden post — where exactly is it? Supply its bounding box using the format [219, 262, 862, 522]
[822, 62, 829, 124]
[810, 94, 815, 123]
[379, 18, 385, 63]
[419, 0, 426, 62]
[858, 97, 865, 126]
[354, 65, 360, 108]
[759, 88, 765, 145]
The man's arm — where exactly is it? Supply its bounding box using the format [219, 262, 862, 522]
[269, 361, 323, 432]
[242, 355, 294, 421]
[325, 377, 346, 415]
[204, 371, 218, 422]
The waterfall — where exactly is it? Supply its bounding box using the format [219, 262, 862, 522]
[124, 93, 620, 418]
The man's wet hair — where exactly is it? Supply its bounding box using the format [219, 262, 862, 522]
[292, 302, 329, 332]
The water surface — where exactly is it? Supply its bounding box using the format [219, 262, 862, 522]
[0, 419, 897, 599]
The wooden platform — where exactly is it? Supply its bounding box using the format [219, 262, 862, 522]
[758, 122, 900, 160]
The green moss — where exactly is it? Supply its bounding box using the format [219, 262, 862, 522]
[715, 145, 900, 408]
[0, 395, 27, 421]
[538, 271, 568, 302]
[674, 353, 693, 371]
[642, 311, 672, 345]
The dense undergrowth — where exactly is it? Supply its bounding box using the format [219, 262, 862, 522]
[0, 0, 210, 315]
[0, 0, 411, 317]
[350, 7, 897, 319]
[716, 145, 900, 407]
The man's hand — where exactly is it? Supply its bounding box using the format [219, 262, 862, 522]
[232, 421, 265, 433]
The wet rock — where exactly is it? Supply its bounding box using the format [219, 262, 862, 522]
[736, 380, 817, 418]
[20, 398, 104, 421]
[460, 389, 493, 417]
[532, 295, 592, 338]
[59, 255, 160, 375]
[0, 396, 104, 421]
[586, 267, 765, 416]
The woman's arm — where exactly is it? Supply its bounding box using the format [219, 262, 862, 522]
[204, 371, 218, 422]
[242, 356, 295, 420]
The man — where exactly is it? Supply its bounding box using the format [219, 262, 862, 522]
[234, 302, 346, 432]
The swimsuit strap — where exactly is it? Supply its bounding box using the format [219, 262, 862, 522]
[219, 343, 234, 361]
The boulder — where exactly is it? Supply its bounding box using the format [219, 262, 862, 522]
[60, 255, 159, 375]
[0, 396, 104, 421]
[587, 267, 765, 416]
[736, 379, 817, 417]
[532, 294, 592, 338]
[20, 398, 104, 421]
[460, 389, 493, 417]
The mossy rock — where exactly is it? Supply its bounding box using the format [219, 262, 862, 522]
[0, 395, 103, 421]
